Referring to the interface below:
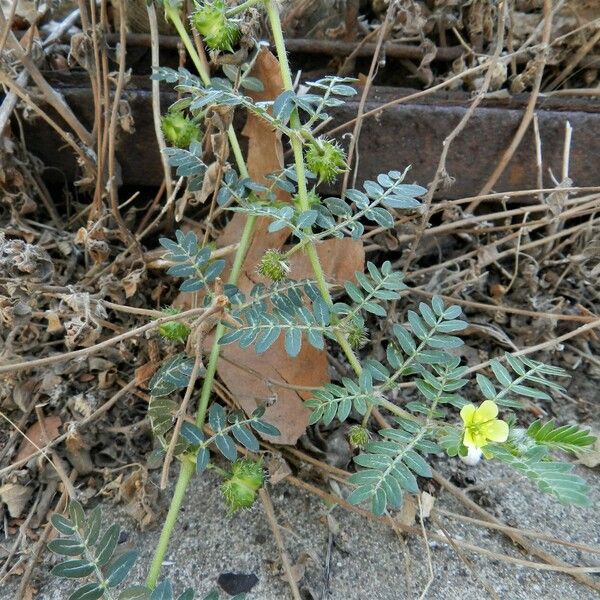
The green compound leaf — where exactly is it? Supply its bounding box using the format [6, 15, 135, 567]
[527, 420, 596, 453]
[47, 539, 85, 557]
[492, 445, 591, 507]
[149, 354, 195, 397]
[349, 427, 435, 515]
[196, 447, 210, 473]
[105, 550, 139, 588]
[50, 513, 76, 536]
[51, 559, 95, 579]
[69, 583, 104, 600]
[95, 523, 120, 567]
[180, 422, 205, 446]
[119, 586, 151, 600]
[151, 579, 174, 600]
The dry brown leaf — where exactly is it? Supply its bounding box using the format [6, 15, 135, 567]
[217, 337, 327, 445]
[287, 238, 364, 284]
[178, 50, 364, 444]
[16, 415, 62, 462]
[0, 483, 32, 518]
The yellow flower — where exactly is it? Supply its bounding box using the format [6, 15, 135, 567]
[460, 400, 509, 451]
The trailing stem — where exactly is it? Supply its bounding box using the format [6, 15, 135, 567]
[146, 4, 257, 588]
[265, 2, 364, 377]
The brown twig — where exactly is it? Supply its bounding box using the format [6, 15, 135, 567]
[341, 7, 393, 196]
[470, 0, 553, 209]
[402, 0, 508, 273]
[0, 305, 214, 375]
[147, 3, 174, 201]
[0, 380, 140, 478]
[259, 488, 303, 600]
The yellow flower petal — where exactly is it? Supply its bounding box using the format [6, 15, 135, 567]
[460, 404, 476, 425]
[475, 400, 499, 423]
[482, 419, 509, 443]
[462, 428, 477, 448]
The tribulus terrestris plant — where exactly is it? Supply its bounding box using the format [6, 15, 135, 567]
[48, 1, 596, 598]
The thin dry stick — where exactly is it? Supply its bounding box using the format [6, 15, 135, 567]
[431, 470, 600, 592]
[259, 488, 303, 600]
[415, 496, 435, 600]
[341, 9, 393, 196]
[434, 508, 600, 556]
[159, 303, 221, 490]
[410, 288, 598, 323]
[470, 0, 553, 209]
[0, 69, 29, 142]
[401, 0, 507, 273]
[15, 473, 75, 600]
[0, 15, 93, 146]
[0, 1, 18, 52]
[463, 317, 600, 375]
[34, 405, 77, 499]
[430, 514, 501, 600]
[108, 1, 142, 257]
[546, 27, 600, 91]
[0, 305, 215, 374]
[147, 2, 174, 200]
[288, 474, 600, 576]
[0, 70, 94, 170]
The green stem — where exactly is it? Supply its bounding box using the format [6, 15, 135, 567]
[266, 1, 363, 380]
[146, 459, 195, 588]
[147, 4, 257, 588]
[226, 0, 265, 17]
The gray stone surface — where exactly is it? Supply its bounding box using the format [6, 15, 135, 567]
[5, 457, 599, 600]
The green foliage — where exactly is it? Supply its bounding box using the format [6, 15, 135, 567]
[159, 230, 225, 293]
[526, 419, 596, 452]
[49, 501, 141, 599]
[221, 458, 265, 513]
[219, 279, 332, 357]
[348, 419, 439, 516]
[476, 354, 567, 409]
[491, 445, 591, 506]
[157, 308, 191, 343]
[190, 0, 240, 52]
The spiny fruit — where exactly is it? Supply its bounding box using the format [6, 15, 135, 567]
[191, 0, 240, 52]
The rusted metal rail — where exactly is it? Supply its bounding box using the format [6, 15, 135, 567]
[21, 76, 600, 199]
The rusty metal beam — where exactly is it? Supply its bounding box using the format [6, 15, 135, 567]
[20, 79, 600, 199]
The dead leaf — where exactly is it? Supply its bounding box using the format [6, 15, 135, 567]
[287, 238, 364, 284]
[0, 483, 32, 518]
[397, 494, 417, 526]
[420, 491, 435, 518]
[177, 50, 365, 445]
[16, 415, 62, 462]
[575, 432, 600, 468]
[217, 338, 327, 445]
[267, 454, 292, 485]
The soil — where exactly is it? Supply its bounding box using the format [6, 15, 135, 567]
[4, 441, 600, 600]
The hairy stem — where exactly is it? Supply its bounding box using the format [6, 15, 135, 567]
[226, 0, 265, 17]
[266, 1, 363, 377]
[147, 4, 257, 588]
[146, 459, 195, 588]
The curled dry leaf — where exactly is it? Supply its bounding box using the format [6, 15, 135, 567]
[0, 483, 33, 518]
[15, 415, 62, 462]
